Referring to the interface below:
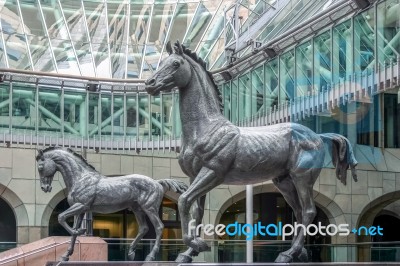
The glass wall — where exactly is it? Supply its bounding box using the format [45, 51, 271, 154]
[218, 193, 331, 262]
[0, 0, 232, 78]
[279, 50, 295, 103]
[314, 31, 331, 93]
[377, 0, 400, 67]
[0, 0, 398, 148]
[221, 2, 398, 147]
[296, 41, 312, 97]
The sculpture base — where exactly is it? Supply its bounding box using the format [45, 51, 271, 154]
[46, 262, 400, 266]
[46, 262, 179, 266]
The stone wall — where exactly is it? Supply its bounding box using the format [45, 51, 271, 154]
[0, 144, 399, 261]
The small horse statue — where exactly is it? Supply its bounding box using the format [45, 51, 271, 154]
[145, 41, 358, 263]
[36, 146, 188, 262]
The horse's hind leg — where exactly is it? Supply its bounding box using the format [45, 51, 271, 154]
[273, 176, 308, 262]
[127, 210, 148, 260]
[143, 207, 164, 261]
[275, 168, 320, 263]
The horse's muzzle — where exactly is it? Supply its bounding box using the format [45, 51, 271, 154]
[145, 85, 161, 96]
[41, 184, 52, 193]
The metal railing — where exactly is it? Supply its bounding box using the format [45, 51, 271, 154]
[0, 132, 181, 152]
[102, 238, 400, 263]
[236, 60, 400, 127]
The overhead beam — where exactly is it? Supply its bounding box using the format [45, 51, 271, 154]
[352, 0, 371, 9]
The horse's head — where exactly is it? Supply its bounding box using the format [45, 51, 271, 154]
[36, 149, 57, 193]
[145, 41, 191, 96]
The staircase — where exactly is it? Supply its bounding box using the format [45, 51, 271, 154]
[0, 236, 107, 266]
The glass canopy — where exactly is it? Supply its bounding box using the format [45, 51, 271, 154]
[0, 0, 341, 79]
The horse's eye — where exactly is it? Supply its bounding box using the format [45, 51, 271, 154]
[173, 61, 180, 67]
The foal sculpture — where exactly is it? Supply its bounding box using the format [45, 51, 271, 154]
[36, 146, 188, 261]
[145, 41, 358, 263]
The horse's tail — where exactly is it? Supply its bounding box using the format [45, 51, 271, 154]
[319, 133, 358, 185]
[158, 179, 188, 194]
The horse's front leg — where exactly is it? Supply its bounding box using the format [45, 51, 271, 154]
[58, 203, 88, 235]
[176, 167, 223, 263]
[61, 213, 85, 261]
[58, 204, 88, 261]
[176, 195, 206, 262]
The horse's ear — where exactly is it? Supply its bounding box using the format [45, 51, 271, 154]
[174, 40, 183, 55]
[166, 41, 172, 55]
[37, 149, 44, 160]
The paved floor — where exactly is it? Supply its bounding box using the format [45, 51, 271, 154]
[46, 262, 400, 266]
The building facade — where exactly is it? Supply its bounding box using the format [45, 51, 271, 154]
[0, 0, 399, 263]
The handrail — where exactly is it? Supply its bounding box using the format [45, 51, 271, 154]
[0, 67, 146, 84]
[101, 238, 400, 246]
[211, 0, 360, 81]
[0, 239, 81, 265]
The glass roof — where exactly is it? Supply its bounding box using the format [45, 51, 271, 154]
[0, 0, 341, 80]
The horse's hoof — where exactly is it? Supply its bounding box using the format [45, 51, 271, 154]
[297, 248, 308, 262]
[175, 253, 192, 263]
[186, 237, 210, 252]
[60, 256, 69, 262]
[145, 255, 155, 261]
[275, 252, 293, 263]
[127, 251, 135, 261]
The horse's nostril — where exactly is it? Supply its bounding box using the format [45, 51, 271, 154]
[146, 78, 156, 86]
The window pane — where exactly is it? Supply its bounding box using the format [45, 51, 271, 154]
[162, 93, 173, 138]
[238, 73, 251, 121]
[354, 9, 375, 73]
[83, 2, 110, 77]
[151, 95, 161, 138]
[63, 90, 86, 137]
[333, 20, 352, 83]
[12, 86, 35, 133]
[38, 88, 62, 135]
[113, 94, 125, 137]
[0, 84, 10, 133]
[88, 92, 100, 137]
[101, 94, 112, 138]
[19, 2, 56, 72]
[138, 94, 150, 140]
[279, 50, 295, 103]
[0, 2, 32, 70]
[251, 66, 264, 116]
[264, 59, 279, 110]
[377, 0, 400, 66]
[126, 93, 138, 137]
[60, 0, 95, 76]
[296, 41, 312, 97]
[314, 31, 331, 93]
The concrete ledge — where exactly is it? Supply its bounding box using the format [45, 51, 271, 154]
[46, 262, 400, 266]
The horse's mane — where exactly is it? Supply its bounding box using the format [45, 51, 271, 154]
[176, 42, 223, 113]
[40, 146, 96, 171]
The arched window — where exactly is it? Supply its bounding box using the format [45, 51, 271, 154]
[371, 214, 400, 262]
[218, 193, 330, 262]
[0, 197, 17, 252]
[48, 197, 181, 261]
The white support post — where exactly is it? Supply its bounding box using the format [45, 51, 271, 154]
[246, 184, 253, 263]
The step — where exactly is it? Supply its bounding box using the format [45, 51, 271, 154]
[45, 262, 400, 266]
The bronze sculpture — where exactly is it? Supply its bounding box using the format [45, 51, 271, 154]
[36, 146, 187, 262]
[145, 41, 358, 263]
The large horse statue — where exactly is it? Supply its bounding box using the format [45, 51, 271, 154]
[36, 146, 188, 262]
[145, 41, 358, 263]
